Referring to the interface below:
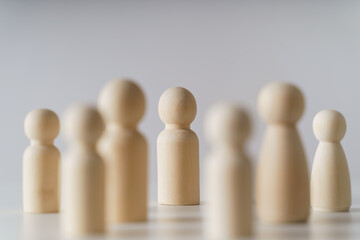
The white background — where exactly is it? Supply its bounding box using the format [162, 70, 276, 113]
[1, 1, 359, 206]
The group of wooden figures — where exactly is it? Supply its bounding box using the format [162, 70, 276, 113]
[23, 80, 351, 238]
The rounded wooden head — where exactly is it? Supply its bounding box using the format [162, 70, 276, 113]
[158, 87, 197, 126]
[24, 108, 60, 141]
[204, 102, 251, 145]
[98, 78, 145, 127]
[313, 110, 346, 142]
[63, 104, 104, 144]
[258, 82, 305, 124]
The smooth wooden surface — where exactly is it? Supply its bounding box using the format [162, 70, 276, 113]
[62, 104, 105, 236]
[204, 102, 253, 238]
[256, 82, 310, 223]
[98, 79, 148, 223]
[23, 109, 61, 213]
[311, 110, 351, 211]
[157, 87, 200, 206]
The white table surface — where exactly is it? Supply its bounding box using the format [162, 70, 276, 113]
[2, 183, 360, 240]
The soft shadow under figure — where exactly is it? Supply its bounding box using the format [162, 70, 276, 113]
[107, 223, 149, 239]
[152, 204, 203, 239]
[309, 210, 353, 240]
[155, 203, 202, 223]
[255, 222, 310, 240]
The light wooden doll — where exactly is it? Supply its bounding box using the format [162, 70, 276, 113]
[204, 102, 253, 238]
[62, 104, 105, 236]
[98, 79, 148, 223]
[157, 87, 200, 205]
[311, 110, 351, 211]
[23, 109, 61, 213]
[256, 82, 310, 223]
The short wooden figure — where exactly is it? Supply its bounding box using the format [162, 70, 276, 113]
[98, 79, 148, 223]
[62, 104, 105, 236]
[157, 86, 200, 205]
[204, 102, 253, 238]
[23, 109, 61, 213]
[256, 82, 310, 223]
[311, 110, 351, 212]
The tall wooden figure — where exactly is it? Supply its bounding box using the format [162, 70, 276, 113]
[256, 82, 310, 223]
[204, 102, 253, 238]
[157, 87, 200, 205]
[311, 110, 351, 212]
[23, 109, 60, 213]
[98, 79, 148, 223]
[62, 104, 105, 236]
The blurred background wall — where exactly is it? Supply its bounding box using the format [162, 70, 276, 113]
[1, 0, 360, 207]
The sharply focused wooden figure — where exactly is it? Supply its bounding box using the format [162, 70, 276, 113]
[157, 87, 200, 205]
[62, 104, 105, 236]
[204, 102, 253, 238]
[256, 82, 310, 223]
[23, 109, 61, 213]
[98, 79, 148, 223]
[311, 110, 351, 212]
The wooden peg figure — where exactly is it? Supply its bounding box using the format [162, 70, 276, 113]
[204, 102, 253, 238]
[98, 79, 148, 223]
[311, 110, 351, 212]
[23, 109, 61, 213]
[157, 87, 200, 205]
[62, 104, 105, 236]
[256, 82, 310, 223]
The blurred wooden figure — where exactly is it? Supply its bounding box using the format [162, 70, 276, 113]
[23, 109, 61, 213]
[204, 102, 253, 238]
[256, 82, 310, 223]
[62, 104, 105, 236]
[157, 87, 200, 205]
[311, 110, 351, 211]
[98, 79, 148, 223]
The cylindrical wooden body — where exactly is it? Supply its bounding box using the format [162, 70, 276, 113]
[23, 143, 60, 213]
[311, 142, 351, 211]
[256, 125, 310, 223]
[157, 127, 199, 205]
[98, 127, 148, 222]
[63, 149, 105, 236]
[206, 148, 252, 238]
